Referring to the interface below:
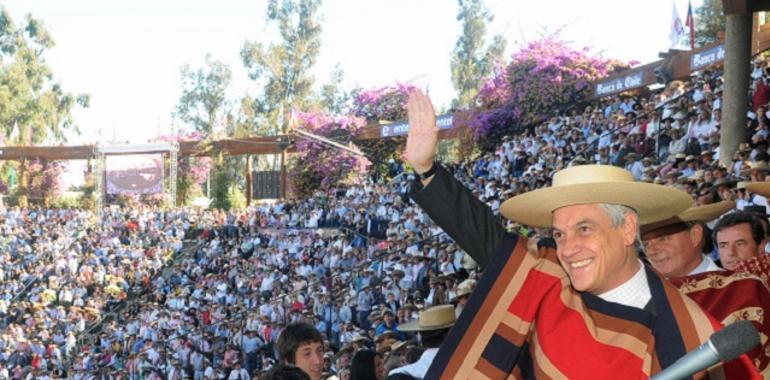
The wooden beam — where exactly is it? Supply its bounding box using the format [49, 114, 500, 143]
[0, 145, 95, 160]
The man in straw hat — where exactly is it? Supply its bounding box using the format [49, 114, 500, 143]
[642, 201, 770, 375]
[641, 201, 734, 278]
[401, 89, 759, 379]
[453, 279, 476, 317]
[388, 305, 455, 379]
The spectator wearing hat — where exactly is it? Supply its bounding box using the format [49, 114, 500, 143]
[228, 361, 249, 380]
[642, 202, 734, 278]
[453, 279, 475, 317]
[388, 305, 456, 379]
[743, 161, 770, 183]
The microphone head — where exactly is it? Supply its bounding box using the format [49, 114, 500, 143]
[710, 320, 760, 362]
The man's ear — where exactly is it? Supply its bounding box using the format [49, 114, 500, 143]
[689, 223, 704, 247]
[622, 212, 638, 247]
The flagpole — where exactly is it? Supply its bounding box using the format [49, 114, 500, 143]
[686, 0, 696, 49]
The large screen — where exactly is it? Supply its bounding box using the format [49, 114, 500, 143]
[106, 154, 164, 195]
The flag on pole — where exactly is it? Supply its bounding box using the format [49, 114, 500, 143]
[685, 0, 695, 49]
[669, 2, 686, 49]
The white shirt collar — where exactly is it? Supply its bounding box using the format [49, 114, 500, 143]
[389, 348, 439, 378]
[598, 260, 651, 310]
[689, 255, 724, 275]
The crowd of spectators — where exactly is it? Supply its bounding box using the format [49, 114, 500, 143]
[5, 55, 770, 379]
[0, 207, 188, 379]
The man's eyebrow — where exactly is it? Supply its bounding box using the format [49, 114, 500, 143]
[553, 218, 595, 232]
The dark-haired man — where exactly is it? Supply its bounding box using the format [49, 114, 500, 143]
[714, 211, 767, 270]
[276, 322, 325, 380]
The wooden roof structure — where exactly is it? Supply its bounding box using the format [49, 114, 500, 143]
[0, 135, 297, 161]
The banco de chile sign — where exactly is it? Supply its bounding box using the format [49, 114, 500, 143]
[595, 71, 645, 97]
[690, 44, 725, 71]
[380, 114, 454, 138]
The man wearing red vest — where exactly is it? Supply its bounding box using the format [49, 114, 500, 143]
[402, 89, 759, 379]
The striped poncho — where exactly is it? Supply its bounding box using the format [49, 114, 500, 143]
[424, 235, 759, 379]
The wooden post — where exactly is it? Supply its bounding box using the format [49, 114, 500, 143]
[280, 151, 287, 199]
[245, 155, 252, 206]
[720, 10, 753, 166]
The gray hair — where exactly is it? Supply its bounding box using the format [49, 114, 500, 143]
[598, 203, 641, 249]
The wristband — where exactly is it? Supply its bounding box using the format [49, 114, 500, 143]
[415, 162, 437, 180]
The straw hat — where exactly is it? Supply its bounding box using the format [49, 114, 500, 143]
[641, 201, 736, 234]
[746, 181, 770, 198]
[391, 340, 409, 353]
[454, 279, 477, 299]
[500, 165, 693, 228]
[456, 284, 474, 298]
[741, 161, 770, 175]
[377, 338, 398, 354]
[398, 305, 456, 332]
[372, 331, 393, 345]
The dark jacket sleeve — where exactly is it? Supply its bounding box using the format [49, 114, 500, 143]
[410, 164, 506, 269]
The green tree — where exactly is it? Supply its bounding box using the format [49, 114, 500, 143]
[240, 0, 323, 135]
[320, 63, 349, 115]
[174, 54, 234, 207]
[175, 54, 232, 135]
[450, 0, 506, 109]
[0, 7, 89, 205]
[694, 0, 725, 47]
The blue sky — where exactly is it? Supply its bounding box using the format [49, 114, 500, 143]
[2, 0, 701, 146]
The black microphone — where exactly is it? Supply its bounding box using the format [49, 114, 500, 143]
[651, 320, 760, 380]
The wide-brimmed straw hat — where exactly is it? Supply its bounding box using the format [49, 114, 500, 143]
[641, 201, 736, 235]
[741, 161, 770, 175]
[398, 305, 456, 332]
[391, 340, 409, 353]
[455, 284, 474, 298]
[500, 165, 693, 228]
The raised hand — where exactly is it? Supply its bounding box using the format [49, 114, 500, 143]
[403, 89, 439, 173]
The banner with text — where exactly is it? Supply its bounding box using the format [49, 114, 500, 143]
[690, 44, 725, 70]
[380, 114, 454, 138]
[594, 71, 645, 97]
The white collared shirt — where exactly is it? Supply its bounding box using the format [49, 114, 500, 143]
[689, 255, 723, 275]
[389, 348, 439, 379]
[598, 260, 651, 310]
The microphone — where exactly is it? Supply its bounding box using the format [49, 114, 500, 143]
[651, 320, 760, 380]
